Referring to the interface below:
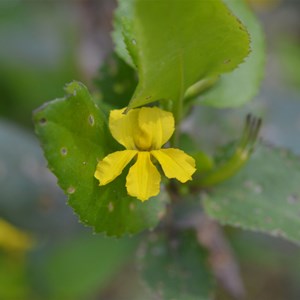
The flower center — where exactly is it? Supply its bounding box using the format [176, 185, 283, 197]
[134, 131, 153, 151]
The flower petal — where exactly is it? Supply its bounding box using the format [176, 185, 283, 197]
[109, 108, 139, 149]
[151, 148, 196, 183]
[138, 107, 175, 149]
[126, 152, 161, 201]
[94, 150, 137, 185]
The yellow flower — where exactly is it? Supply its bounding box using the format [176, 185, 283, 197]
[94, 107, 196, 201]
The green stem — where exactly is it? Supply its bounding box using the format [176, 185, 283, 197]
[199, 148, 249, 188]
[171, 76, 219, 147]
[184, 76, 219, 104]
[172, 101, 183, 147]
[170, 51, 185, 147]
[199, 115, 262, 188]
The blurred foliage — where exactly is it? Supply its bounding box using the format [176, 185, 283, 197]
[246, 0, 281, 10]
[139, 231, 214, 300]
[94, 53, 137, 109]
[0, 0, 80, 128]
[0, 219, 33, 253]
[33, 234, 137, 299]
[0, 120, 74, 236]
[0, 253, 31, 299]
[277, 38, 300, 89]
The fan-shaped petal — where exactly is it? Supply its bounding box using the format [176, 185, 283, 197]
[126, 152, 161, 201]
[109, 109, 139, 150]
[151, 148, 196, 183]
[95, 150, 137, 185]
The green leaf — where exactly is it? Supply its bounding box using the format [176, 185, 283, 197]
[114, 0, 250, 114]
[40, 234, 136, 299]
[33, 81, 168, 236]
[112, 0, 136, 69]
[203, 143, 300, 244]
[195, 0, 265, 107]
[138, 231, 214, 300]
[94, 53, 137, 109]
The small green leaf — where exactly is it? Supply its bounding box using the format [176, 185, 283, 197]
[33, 81, 168, 236]
[94, 53, 137, 109]
[138, 231, 214, 300]
[114, 0, 250, 115]
[195, 0, 265, 107]
[203, 143, 300, 244]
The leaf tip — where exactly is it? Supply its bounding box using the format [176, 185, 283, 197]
[64, 81, 85, 97]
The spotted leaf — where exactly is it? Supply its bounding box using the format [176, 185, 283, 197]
[33, 82, 168, 236]
[203, 143, 300, 244]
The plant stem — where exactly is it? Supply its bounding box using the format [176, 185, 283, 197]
[199, 149, 249, 187]
[170, 51, 185, 147]
[199, 115, 262, 188]
[184, 76, 219, 104]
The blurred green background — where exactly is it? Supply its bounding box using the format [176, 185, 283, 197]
[1, 0, 300, 299]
